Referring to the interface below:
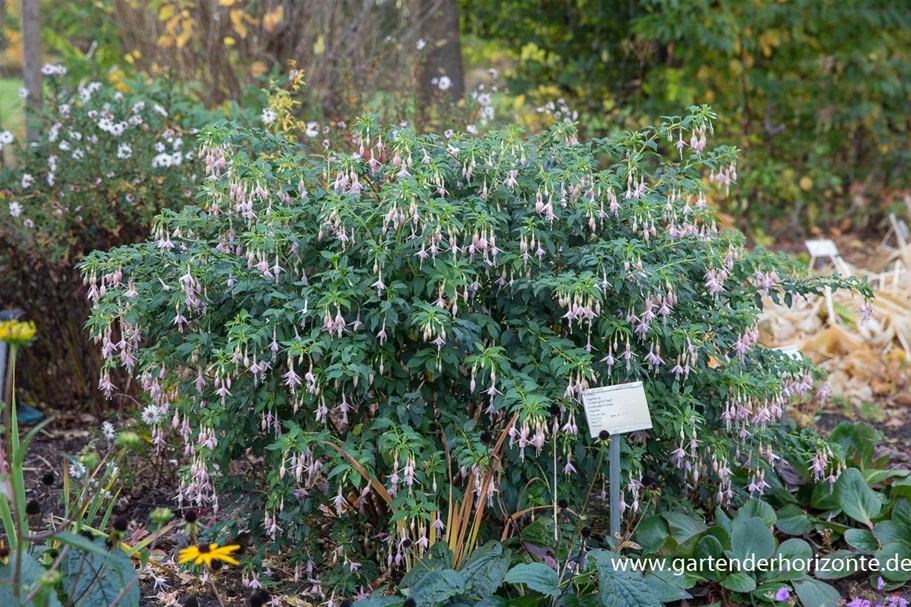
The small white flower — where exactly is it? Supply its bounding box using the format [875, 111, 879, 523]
[153, 104, 169, 117]
[103, 422, 116, 441]
[41, 63, 66, 76]
[466, 125, 478, 135]
[437, 76, 452, 91]
[9, 202, 22, 217]
[141, 404, 162, 425]
[69, 461, 86, 479]
[72, 148, 85, 160]
[262, 109, 277, 125]
[117, 143, 132, 159]
[0, 131, 13, 145]
[152, 153, 172, 168]
[21, 174, 34, 188]
[18, 88, 28, 99]
[416, 38, 426, 50]
[305, 122, 319, 138]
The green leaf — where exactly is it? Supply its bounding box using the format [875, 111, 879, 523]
[504, 563, 560, 596]
[874, 542, 911, 583]
[872, 520, 911, 546]
[844, 529, 879, 553]
[792, 578, 841, 607]
[636, 516, 670, 554]
[720, 572, 756, 593]
[589, 551, 662, 607]
[730, 517, 776, 563]
[814, 550, 861, 580]
[0, 551, 62, 607]
[775, 505, 814, 536]
[643, 574, 692, 603]
[353, 598, 401, 607]
[735, 500, 776, 528]
[834, 468, 882, 529]
[765, 538, 812, 582]
[62, 540, 138, 606]
[461, 542, 510, 598]
[660, 512, 706, 545]
[409, 569, 466, 604]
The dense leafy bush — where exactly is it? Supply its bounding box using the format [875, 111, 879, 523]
[81, 107, 866, 592]
[0, 69, 211, 409]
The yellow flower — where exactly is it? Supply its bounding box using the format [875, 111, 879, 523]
[0, 320, 37, 345]
[0, 539, 9, 565]
[177, 543, 240, 567]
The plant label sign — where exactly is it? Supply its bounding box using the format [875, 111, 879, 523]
[581, 381, 653, 438]
[773, 344, 803, 360]
[805, 239, 839, 259]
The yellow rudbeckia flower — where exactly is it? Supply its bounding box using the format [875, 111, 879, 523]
[177, 543, 240, 567]
[0, 320, 37, 345]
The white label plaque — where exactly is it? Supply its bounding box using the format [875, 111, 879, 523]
[581, 381, 653, 438]
[805, 239, 839, 258]
[773, 344, 802, 360]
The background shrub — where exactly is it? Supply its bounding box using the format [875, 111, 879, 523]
[81, 108, 866, 590]
[0, 71, 214, 411]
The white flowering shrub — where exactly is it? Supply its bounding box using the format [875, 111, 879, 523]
[81, 107, 867, 592]
[0, 70, 212, 408]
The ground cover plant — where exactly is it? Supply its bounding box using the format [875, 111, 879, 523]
[77, 103, 874, 600]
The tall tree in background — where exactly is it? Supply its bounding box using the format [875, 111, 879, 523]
[418, 0, 465, 109]
[21, 0, 41, 142]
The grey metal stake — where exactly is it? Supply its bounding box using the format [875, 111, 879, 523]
[609, 434, 622, 538]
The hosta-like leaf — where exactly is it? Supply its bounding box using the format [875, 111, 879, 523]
[408, 569, 466, 604]
[589, 550, 662, 607]
[792, 578, 841, 607]
[834, 468, 882, 529]
[730, 517, 776, 563]
[503, 563, 560, 596]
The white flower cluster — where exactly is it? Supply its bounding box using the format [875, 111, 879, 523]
[152, 128, 190, 168]
[40, 63, 67, 76]
[536, 98, 579, 124]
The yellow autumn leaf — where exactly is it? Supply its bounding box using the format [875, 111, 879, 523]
[158, 5, 175, 21]
[176, 27, 192, 49]
[158, 34, 175, 49]
[263, 6, 284, 33]
[799, 176, 814, 192]
[223, 37, 236, 46]
[250, 60, 269, 77]
[218, 0, 237, 5]
[230, 9, 248, 39]
[313, 35, 325, 55]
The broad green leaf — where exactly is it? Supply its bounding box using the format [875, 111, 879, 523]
[765, 538, 812, 582]
[643, 574, 692, 603]
[734, 500, 776, 528]
[62, 539, 138, 607]
[504, 563, 559, 596]
[792, 578, 841, 607]
[813, 550, 861, 580]
[775, 505, 814, 536]
[843, 529, 879, 553]
[636, 516, 670, 554]
[0, 551, 62, 607]
[730, 517, 776, 563]
[874, 542, 911, 583]
[720, 571, 756, 593]
[460, 541, 510, 598]
[834, 468, 882, 529]
[660, 512, 706, 545]
[409, 569, 466, 604]
[589, 551, 662, 607]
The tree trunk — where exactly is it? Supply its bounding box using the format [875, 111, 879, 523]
[417, 0, 465, 110]
[21, 0, 42, 143]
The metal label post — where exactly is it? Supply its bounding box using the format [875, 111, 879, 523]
[609, 433, 622, 537]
